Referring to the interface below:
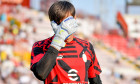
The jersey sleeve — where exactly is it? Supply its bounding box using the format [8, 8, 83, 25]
[30, 42, 45, 69]
[88, 43, 102, 78]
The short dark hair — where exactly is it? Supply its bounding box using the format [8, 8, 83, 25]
[48, 1, 75, 24]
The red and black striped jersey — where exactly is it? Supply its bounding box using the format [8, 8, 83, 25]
[31, 36, 101, 84]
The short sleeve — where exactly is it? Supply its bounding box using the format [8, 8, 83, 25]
[30, 42, 45, 69]
[88, 43, 102, 78]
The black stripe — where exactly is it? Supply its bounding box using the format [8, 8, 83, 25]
[89, 43, 96, 56]
[97, 62, 100, 65]
[58, 60, 71, 72]
[75, 38, 93, 58]
[52, 75, 58, 82]
[92, 56, 95, 63]
[87, 50, 92, 58]
[79, 48, 87, 58]
[48, 37, 53, 43]
[73, 38, 87, 43]
[74, 39, 84, 47]
[94, 66, 102, 72]
[45, 43, 50, 49]
[85, 60, 91, 81]
[66, 43, 72, 45]
[40, 40, 45, 45]
[61, 46, 76, 49]
[63, 55, 78, 58]
[57, 60, 80, 81]
[50, 37, 53, 41]
[33, 47, 44, 56]
[59, 50, 77, 53]
[31, 56, 33, 59]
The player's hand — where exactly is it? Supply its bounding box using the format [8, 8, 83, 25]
[51, 16, 78, 50]
[51, 16, 78, 35]
[60, 16, 78, 37]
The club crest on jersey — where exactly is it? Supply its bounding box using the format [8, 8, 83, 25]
[57, 55, 63, 59]
[82, 52, 87, 62]
[68, 69, 78, 81]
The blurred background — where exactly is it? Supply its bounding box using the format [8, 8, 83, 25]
[0, 0, 140, 84]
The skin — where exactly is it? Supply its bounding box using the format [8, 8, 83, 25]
[65, 34, 74, 43]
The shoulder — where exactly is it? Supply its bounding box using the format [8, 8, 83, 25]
[74, 37, 95, 55]
[74, 36, 92, 48]
[32, 36, 53, 48]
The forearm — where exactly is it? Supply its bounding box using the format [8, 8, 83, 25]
[31, 46, 59, 80]
[89, 75, 102, 84]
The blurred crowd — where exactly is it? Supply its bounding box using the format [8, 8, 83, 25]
[0, 4, 140, 84]
[92, 28, 140, 84]
[0, 5, 42, 84]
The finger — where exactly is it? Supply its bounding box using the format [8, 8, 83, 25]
[51, 21, 58, 33]
[51, 21, 57, 28]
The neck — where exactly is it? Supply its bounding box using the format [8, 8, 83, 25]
[65, 35, 74, 43]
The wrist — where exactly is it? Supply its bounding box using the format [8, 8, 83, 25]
[50, 45, 61, 51]
[51, 37, 66, 50]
